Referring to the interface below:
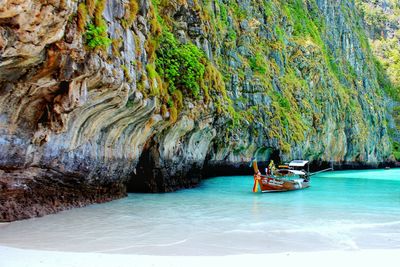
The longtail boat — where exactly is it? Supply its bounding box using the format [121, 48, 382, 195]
[252, 159, 332, 193]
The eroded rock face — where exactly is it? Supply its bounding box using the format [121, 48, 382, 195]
[0, 0, 216, 220]
[0, 0, 396, 221]
[0, 0, 154, 220]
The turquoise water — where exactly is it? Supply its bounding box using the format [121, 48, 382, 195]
[0, 169, 399, 255]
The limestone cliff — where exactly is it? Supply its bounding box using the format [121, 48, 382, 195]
[0, 0, 397, 221]
[356, 0, 400, 158]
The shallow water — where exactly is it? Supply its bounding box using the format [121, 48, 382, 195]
[0, 169, 400, 255]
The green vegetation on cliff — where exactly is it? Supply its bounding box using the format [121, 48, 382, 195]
[140, 0, 233, 123]
[155, 32, 205, 99]
[356, 0, 400, 159]
[66, 0, 390, 162]
[356, 0, 400, 95]
[77, 0, 111, 51]
[85, 24, 112, 50]
[199, 0, 385, 157]
[140, 0, 392, 160]
[393, 141, 400, 160]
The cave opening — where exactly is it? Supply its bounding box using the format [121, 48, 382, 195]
[126, 139, 164, 193]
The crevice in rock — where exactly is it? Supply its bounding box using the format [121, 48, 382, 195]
[126, 139, 159, 193]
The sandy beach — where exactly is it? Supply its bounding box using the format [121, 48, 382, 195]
[1, 246, 399, 267]
[1, 173, 399, 266]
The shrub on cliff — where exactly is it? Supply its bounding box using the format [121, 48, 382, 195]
[155, 32, 205, 99]
[393, 141, 400, 161]
[85, 23, 112, 50]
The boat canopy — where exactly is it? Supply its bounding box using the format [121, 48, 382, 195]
[289, 160, 309, 167]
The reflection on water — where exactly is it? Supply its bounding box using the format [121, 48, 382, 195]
[0, 169, 399, 255]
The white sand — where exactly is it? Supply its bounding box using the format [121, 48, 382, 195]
[0, 246, 399, 267]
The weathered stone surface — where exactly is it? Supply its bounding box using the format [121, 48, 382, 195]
[0, 167, 126, 221]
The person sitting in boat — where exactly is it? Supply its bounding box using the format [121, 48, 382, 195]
[265, 166, 270, 175]
[269, 160, 276, 175]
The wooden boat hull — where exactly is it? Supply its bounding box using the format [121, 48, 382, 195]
[251, 159, 310, 193]
[253, 175, 309, 192]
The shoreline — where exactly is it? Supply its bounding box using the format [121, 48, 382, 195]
[2, 165, 399, 223]
[1, 246, 399, 267]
